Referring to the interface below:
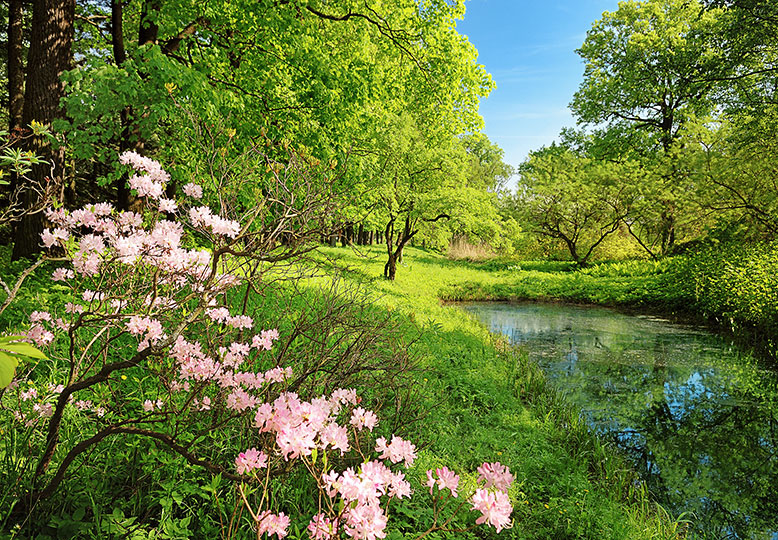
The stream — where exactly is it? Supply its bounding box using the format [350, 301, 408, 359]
[463, 301, 778, 539]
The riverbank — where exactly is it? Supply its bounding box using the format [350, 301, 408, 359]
[316, 244, 684, 538]
[438, 247, 778, 360]
[0, 245, 684, 538]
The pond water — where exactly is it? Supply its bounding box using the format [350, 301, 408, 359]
[463, 301, 778, 540]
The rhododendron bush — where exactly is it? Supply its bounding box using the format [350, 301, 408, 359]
[1, 151, 513, 537]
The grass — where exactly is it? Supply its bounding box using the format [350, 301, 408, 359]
[313, 244, 685, 539]
[0, 244, 686, 539]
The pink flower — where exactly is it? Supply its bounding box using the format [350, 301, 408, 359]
[320, 423, 349, 454]
[143, 399, 163, 412]
[476, 462, 514, 492]
[426, 466, 459, 497]
[64, 303, 84, 314]
[350, 407, 378, 431]
[308, 514, 338, 540]
[252, 328, 279, 350]
[128, 174, 164, 199]
[73, 399, 92, 410]
[119, 151, 170, 183]
[276, 423, 317, 460]
[226, 388, 257, 411]
[30, 311, 52, 323]
[182, 182, 203, 198]
[227, 315, 253, 330]
[257, 511, 289, 538]
[52, 268, 75, 281]
[343, 502, 387, 540]
[158, 198, 177, 213]
[40, 229, 56, 248]
[375, 435, 416, 467]
[26, 324, 54, 347]
[126, 316, 165, 345]
[41, 227, 69, 248]
[470, 488, 512, 532]
[235, 447, 268, 475]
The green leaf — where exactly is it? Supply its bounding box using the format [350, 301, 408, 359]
[0, 351, 19, 389]
[0, 340, 48, 359]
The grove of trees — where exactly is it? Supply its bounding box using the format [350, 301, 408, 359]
[1, 0, 513, 279]
[506, 0, 778, 264]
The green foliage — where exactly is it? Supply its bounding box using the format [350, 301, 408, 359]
[513, 144, 642, 265]
[0, 335, 46, 388]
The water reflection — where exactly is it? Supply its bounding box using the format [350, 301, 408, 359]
[464, 302, 778, 540]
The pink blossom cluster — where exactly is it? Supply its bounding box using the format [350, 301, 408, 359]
[8, 382, 66, 426]
[312, 458, 409, 539]
[231, 387, 426, 540]
[257, 511, 290, 538]
[235, 447, 268, 475]
[424, 461, 514, 533]
[477, 461, 515, 492]
[142, 398, 164, 412]
[426, 466, 460, 497]
[171, 334, 288, 397]
[25, 311, 55, 347]
[206, 307, 254, 330]
[189, 205, 241, 238]
[349, 407, 378, 431]
[375, 435, 417, 466]
[126, 316, 165, 350]
[182, 182, 203, 199]
[43, 200, 213, 284]
[252, 328, 279, 350]
[119, 150, 170, 200]
[251, 391, 372, 459]
[470, 489, 513, 532]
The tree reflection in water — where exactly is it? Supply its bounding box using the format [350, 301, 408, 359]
[465, 302, 778, 539]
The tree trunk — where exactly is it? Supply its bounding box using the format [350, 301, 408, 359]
[7, 0, 25, 132]
[11, 0, 76, 261]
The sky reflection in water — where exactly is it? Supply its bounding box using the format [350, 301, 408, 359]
[464, 302, 778, 540]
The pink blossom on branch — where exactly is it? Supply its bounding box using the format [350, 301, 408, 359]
[426, 466, 460, 497]
[235, 447, 268, 475]
[470, 489, 513, 533]
[375, 435, 416, 467]
[476, 461, 514, 492]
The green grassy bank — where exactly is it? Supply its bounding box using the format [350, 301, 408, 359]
[438, 242, 778, 357]
[314, 245, 684, 539]
[1, 245, 685, 539]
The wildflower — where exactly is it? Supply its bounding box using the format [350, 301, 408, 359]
[477, 462, 514, 492]
[235, 447, 268, 475]
[182, 183, 203, 198]
[350, 407, 378, 432]
[470, 488, 512, 532]
[375, 435, 416, 467]
[308, 514, 338, 540]
[257, 511, 289, 538]
[426, 466, 459, 497]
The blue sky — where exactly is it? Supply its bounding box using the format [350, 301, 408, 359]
[457, 0, 619, 173]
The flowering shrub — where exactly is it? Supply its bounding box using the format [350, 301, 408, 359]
[2, 151, 513, 537]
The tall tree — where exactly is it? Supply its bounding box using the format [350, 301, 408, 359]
[11, 0, 76, 260]
[6, 0, 25, 131]
[571, 0, 729, 255]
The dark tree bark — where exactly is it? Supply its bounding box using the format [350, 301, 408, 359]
[11, 0, 76, 261]
[7, 0, 25, 132]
